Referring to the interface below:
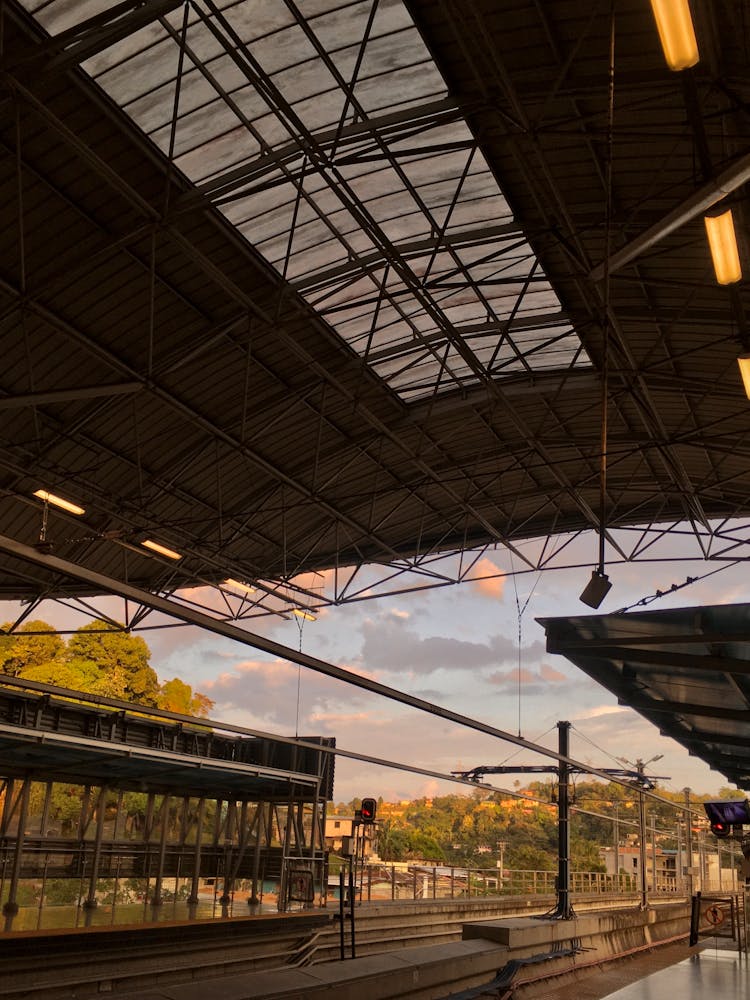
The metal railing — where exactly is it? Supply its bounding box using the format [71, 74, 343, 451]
[344, 864, 651, 902]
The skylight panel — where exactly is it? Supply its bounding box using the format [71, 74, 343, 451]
[21, 0, 591, 401]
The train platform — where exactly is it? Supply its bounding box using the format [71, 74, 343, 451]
[516, 939, 748, 1000]
[600, 943, 748, 1000]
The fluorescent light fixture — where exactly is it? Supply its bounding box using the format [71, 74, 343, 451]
[704, 208, 742, 285]
[649, 0, 699, 71]
[141, 539, 182, 560]
[33, 489, 85, 516]
[738, 355, 750, 400]
[293, 609, 316, 621]
[224, 578, 256, 594]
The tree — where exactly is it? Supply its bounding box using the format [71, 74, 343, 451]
[158, 677, 214, 717]
[65, 621, 159, 705]
[0, 620, 65, 677]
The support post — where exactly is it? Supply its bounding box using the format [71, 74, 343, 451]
[83, 786, 108, 909]
[637, 781, 648, 908]
[188, 797, 205, 905]
[684, 788, 693, 898]
[152, 795, 170, 906]
[551, 720, 573, 918]
[2, 777, 31, 915]
[613, 802, 620, 888]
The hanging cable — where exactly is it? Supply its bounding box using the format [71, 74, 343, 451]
[497, 724, 558, 769]
[571, 724, 634, 771]
[294, 616, 304, 738]
[616, 560, 738, 613]
[598, 3, 616, 580]
[509, 551, 542, 737]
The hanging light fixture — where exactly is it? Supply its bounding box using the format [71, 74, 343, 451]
[704, 206, 742, 285]
[33, 489, 85, 516]
[223, 578, 256, 594]
[292, 608, 316, 621]
[649, 0, 699, 71]
[737, 355, 750, 400]
[141, 538, 182, 560]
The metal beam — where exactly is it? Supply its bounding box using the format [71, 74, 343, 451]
[622, 696, 750, 722]
[556, 645, 750, 676]
[0, 383, 142, 409]
[590, 151, 750, 282]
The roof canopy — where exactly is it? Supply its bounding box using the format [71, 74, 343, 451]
[541, 603, 750, 791]
[1, 0, 749, 613]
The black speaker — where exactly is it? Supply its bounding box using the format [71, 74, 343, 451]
[579, 570, 612, 609]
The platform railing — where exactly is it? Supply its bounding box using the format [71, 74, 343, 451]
[347, 863, 658, 903]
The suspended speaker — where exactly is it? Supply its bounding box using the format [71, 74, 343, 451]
[579, 570, 612, 609]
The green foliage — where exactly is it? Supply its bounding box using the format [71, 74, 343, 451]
[66, 621, 158, 705]
[370, 784, 667, 872]
[0, 620, 65, 677]
[158, 677, 214, 717]
[44, 879, 81, 905]
[1, 618, 211, 715]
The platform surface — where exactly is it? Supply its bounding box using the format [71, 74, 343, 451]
[600, 945, 748, 999]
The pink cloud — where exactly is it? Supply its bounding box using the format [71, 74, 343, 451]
[466, 557, 506, 599]
[540, 662, 567, 682]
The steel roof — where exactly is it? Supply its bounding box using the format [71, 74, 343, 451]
[0, 0, 749, 614]
[540, 602, 750, 792]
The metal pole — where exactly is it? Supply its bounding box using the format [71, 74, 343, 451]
[613, 802, 620, 888]
[152, 794, 171, 906]
[348, 864, 356, 958]
[684, 788, 694, 898]
[650, 814, 657, 893]
[338, 870, 345, 960]
[188, 797, 205, 905]
[2, 777, 31, 915]
[553, 720, 573, 918]
[637, 785, 647, 908]
[84, 786, 108, 909]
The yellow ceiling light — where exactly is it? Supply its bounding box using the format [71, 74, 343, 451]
[33, 489, 85, 516]
[292, 608, 316, 621]
[737, 356, 750, 400]
[649, 0, 699, 71]
[704, 207, 742, 285]
[224, 578, 256, 594]
[141, 539, 182, 560]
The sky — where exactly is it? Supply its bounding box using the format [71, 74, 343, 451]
[8, 529, 747, 806]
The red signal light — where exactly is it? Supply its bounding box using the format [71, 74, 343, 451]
[710, 820, 731, 838]
[361, 797, 377, 822]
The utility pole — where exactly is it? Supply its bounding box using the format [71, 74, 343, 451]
[496, 840, 507, 876]
[618, 754, 664, 909]
[453, 730, 668, 919]
[554, 720, 573, 919]
[613, 801, 620, 888]
[684, 788, 693, 897]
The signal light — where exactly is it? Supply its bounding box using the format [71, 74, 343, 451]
[361, 798, 377, 822]
[710, 820, 732, 839]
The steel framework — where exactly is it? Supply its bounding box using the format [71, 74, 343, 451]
[0, 0, 748, 629]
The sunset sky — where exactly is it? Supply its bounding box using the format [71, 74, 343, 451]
[12, 530, 744, 807]
[191, 563, 742, 803]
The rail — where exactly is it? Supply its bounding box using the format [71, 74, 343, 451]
[342, 862, 683, 904]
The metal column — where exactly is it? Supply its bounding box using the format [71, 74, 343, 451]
[550, 720, 573, 919]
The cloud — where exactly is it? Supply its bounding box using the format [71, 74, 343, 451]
[540, 662, 567, 683]
[465, 557, 506, 599]
[359, 613, 546, 676]
[574, 704, 628, 721]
